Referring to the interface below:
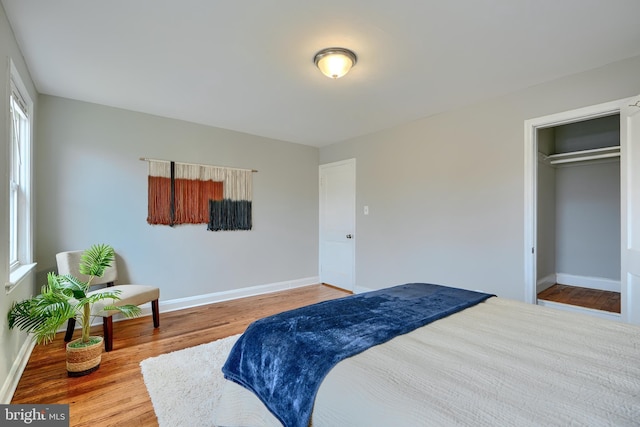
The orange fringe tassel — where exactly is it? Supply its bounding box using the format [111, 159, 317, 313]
[147, 176, 171, 224]
[148, 176, 223, 225]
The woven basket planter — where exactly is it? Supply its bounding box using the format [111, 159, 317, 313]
[66, 336, 103, 377]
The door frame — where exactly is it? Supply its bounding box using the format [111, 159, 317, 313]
[319, 158, 356, 291]
[524, 98, 627, 310]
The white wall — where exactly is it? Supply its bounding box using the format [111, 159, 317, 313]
[35, 95, 320, 300]
[556, 160, 620, 280]
[537, 157, 556, 286]
[536, 126, 556, 288]
[0, 3, 39, 403]
[320, 55, 640, 301]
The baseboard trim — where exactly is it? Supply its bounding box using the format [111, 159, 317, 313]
[555, 273, 620, 292]
[536, 299, 621, 322]
[353, 285, 376, 294]
[0, 338, 36, 404]
[157, 276, 321, 314]
[536, 274, 557, 293]
[88, 276, 322, 323]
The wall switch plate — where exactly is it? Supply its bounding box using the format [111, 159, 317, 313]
[364, 206, 369, 215]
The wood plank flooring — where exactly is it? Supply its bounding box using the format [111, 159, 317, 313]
[10, 284, 350, 427]
[537, 284, 620, 313]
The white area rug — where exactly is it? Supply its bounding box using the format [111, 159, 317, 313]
[140, 334, 240, 427]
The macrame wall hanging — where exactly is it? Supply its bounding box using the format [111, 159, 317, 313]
[142, 158, 254, 231]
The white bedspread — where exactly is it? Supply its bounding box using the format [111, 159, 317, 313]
[214, 297, 640, 426]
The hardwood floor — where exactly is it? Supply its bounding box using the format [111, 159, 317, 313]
[537, 284, 620, 313]
[10, 284, 350, 427]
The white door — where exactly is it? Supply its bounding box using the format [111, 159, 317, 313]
[319, 159, 356, 291]
[621, 95, 640, 325]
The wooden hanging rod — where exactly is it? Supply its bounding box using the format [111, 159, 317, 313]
[140, 157, 257, 172]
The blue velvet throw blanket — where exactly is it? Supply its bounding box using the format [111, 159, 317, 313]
[222, 283, 494, 427]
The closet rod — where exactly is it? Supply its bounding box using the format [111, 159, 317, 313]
[139, 157, 257, 172]
[549, 153, 620, 165]
[546, 146, 620, 165]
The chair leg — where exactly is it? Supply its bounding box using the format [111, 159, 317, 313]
[152, 299, 160, 328]
[64, 318, 76, 342]
[103, 317, 113, 352]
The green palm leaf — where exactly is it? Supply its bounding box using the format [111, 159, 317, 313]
[84, 289, 122, 303]
[7, 299, 40, 331]
[8, 296, 76, 345]
[57, 274, 89, 298]
[102, 304, 141, 318]
[79, 243, 114, 278]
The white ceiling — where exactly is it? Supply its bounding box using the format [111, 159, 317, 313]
[3, 1, 640, 147]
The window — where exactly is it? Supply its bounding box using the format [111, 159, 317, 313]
[8, 60, 33, 275]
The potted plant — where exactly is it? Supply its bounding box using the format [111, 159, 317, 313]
[7, 244, 141, 376]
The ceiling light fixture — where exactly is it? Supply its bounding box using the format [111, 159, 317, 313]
[314, 47, 357, 79]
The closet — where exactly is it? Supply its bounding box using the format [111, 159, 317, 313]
[536, 114, 621, 317]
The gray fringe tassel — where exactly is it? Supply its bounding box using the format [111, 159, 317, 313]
[208, 200, 252, 231]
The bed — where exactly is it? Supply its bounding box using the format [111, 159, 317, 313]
[214, 284, 640, 426]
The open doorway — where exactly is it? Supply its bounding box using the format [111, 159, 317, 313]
[535, 115, 621, 317]
[524, 99, 634, 321]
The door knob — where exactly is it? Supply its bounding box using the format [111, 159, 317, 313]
[346, 234, 353, 239]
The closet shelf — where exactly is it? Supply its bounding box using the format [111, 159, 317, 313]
[546, 146, 620, 165]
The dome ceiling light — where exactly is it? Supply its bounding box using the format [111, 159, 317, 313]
[313, 47, 357, 79]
